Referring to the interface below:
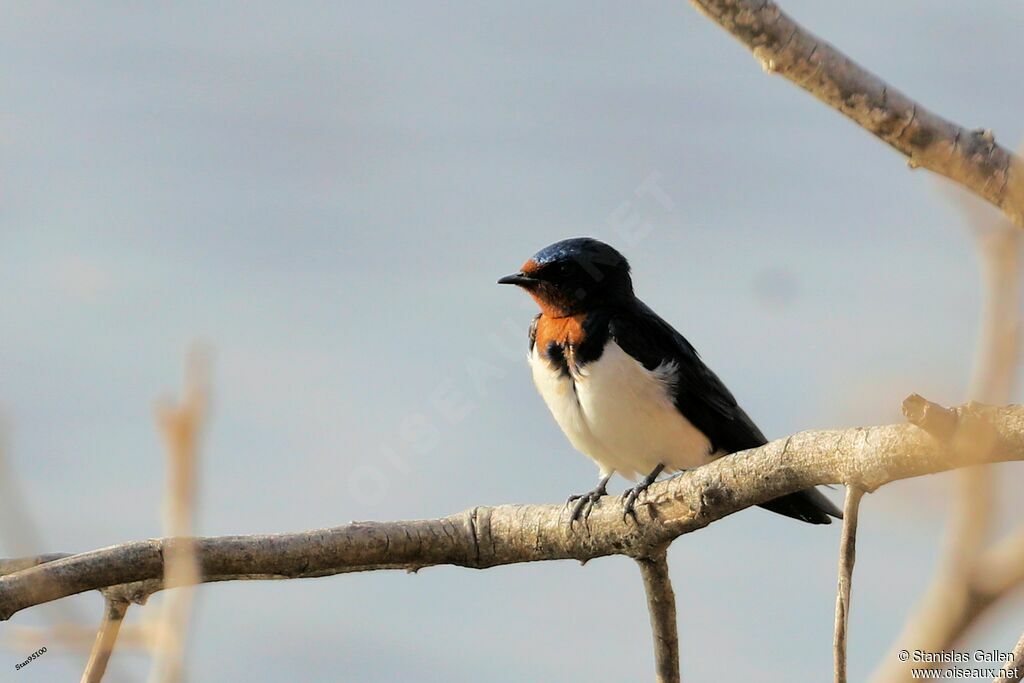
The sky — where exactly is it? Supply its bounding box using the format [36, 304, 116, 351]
[2, 1, 1023, 681]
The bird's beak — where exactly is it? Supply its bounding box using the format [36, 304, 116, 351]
[497, 272, 538, 286]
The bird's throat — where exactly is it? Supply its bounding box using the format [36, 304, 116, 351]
[533, 312, 588, 353]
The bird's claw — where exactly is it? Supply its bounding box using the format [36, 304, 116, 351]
[621, 483, 650, 521]
[567, 487, 607, 525]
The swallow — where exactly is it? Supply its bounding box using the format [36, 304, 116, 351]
[499, 237, 842, 525]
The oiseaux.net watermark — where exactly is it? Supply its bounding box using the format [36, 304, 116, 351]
[900, 648, 1019, 679]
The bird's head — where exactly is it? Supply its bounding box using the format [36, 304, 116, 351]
[498, 237, 633, 317]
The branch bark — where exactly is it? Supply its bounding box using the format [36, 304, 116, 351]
[637, 551, 680, 683]
[684, 0, 1024, 227]
[1, 398, 1023, 622]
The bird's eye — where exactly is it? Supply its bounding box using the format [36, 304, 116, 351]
[542, 261, 576, 282]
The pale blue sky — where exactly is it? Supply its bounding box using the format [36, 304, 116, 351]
[3, 1, 1023, 681]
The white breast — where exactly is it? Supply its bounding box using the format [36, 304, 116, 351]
[529, 340, 715, 481]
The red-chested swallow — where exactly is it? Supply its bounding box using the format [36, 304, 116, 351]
[499, 237, 842, 524]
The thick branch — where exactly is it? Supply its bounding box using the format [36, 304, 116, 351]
[637, 551, 680, 683]
[1, 400, 1023, 621]
[685, 0, 1024, 227]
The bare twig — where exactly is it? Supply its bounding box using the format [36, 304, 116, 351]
[636, 550, 680, 683]
[80, 599, 129, 683]
[833, 486, 864, 683]
[0, 397, 1022, 621]
[684, 0, 1024, 227]
[5, 622, 152, 652]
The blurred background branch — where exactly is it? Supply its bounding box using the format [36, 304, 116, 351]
[0, 353, 209, 682]
[873, 182, 1024, 682]
[145, 349, 207, 683]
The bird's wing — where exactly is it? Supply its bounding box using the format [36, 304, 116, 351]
[608, 300, 768, 453]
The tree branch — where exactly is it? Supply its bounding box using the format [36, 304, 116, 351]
[684, 0, 1024, 227]
[637, 551, 680, 683]
[833, 486, 864, 683]
[0, 398, 1021, 622]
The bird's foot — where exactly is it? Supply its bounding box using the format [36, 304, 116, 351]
[620, 485, 648, 521]
[621, 464, 665, 521]
[566, 479, 610, 525]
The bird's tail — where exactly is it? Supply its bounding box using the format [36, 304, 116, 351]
[758, 487, 843, 525]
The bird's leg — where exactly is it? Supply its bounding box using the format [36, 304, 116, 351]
[622, 464, 665, 520]
[567, 474, 612, 524]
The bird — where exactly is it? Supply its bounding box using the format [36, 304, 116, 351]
[498, 237, 842, 525]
